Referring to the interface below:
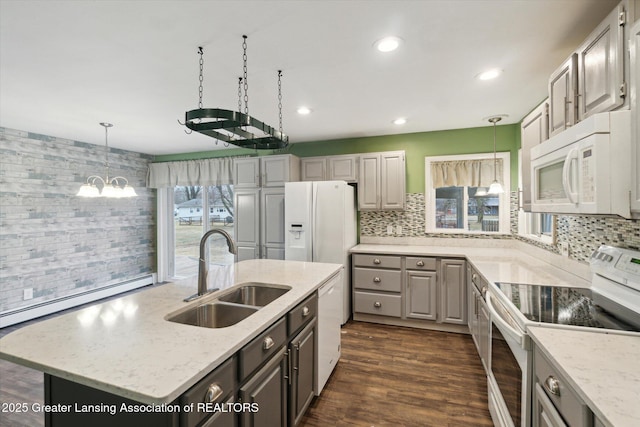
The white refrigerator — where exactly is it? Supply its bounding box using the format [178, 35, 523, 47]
[284, 181, 356, 324]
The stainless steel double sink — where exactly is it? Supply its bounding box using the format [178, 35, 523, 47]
[166, 283, 290, 329]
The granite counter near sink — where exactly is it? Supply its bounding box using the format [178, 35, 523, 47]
[0, 259, 342, 405]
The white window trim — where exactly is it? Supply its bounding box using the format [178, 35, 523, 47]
[425, 152, 511, 234]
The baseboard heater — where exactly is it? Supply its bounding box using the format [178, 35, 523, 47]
[0, 274, 155, 328]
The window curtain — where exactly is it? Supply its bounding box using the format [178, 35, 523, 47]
[146, 157, 234, 188]
[430, 158, 502, 188]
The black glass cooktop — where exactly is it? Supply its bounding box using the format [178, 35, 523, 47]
[494, 282, 640, 332]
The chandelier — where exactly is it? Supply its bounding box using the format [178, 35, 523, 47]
[180, 35, 289, 150]
[76, 122, 137, 198]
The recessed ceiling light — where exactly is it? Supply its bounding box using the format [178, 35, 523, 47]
[297, 106, 312, 115]
[393, 117, 407, 125]
[374, 36, 403, 53]
[476, 68, 503, 81]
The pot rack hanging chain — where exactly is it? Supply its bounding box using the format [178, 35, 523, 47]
[277, 70, 283, 135]
[197, 46, 204, 109]
[237, 77, 243, 113]
[242, 35, 249, 117]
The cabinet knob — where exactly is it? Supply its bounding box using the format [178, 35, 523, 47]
[204, 383, 223, 403]
[302, 306, 310, 317]
[373, 301, 382, 308]
[373, 258, 381, 264]
[373, 277, 381, 283]
[544, 376, 561, 397]
[416, 261, 425, 267]
[263, 336, 275, 350]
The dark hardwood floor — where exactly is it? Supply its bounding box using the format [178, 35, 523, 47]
[300, 321, 494, 427]
[1, 303, 493, 427]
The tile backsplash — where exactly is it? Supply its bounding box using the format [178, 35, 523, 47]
[359, 192, 640, 263]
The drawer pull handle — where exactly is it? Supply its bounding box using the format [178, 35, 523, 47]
[302, 306, 310, 317]
[373, 258, 381, 264]
[204, 383, 223, 403]
[373, 277, 381, 283]
[374, 301, 382, 308]
[544, 376, 561, 397]
[263, 336, 275, 350]
[416, 261, 425, 267]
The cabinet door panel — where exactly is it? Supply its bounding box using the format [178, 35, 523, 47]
[261, 188, 285, 259]
[380, 152, 405, 210]
[290, 322, 316, 426]
[358, 154, 380, 210]
[549, 54, 578, 136]
[262, 156, 292, 187]
[329, 155, 358, 182]
[577, 3, 624, 120]
[234, 158, 260, 188]
[440, 259, 466, 324]
[234, 189, 260, 260]
[520, 101, 549, 211]
[406, 271, 437, 320]
[240, 349, 288, 427]
[300, 157, 326, 181]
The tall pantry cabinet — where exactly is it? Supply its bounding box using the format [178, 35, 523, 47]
[233, 155, 300, 261]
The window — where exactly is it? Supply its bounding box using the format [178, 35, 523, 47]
[517, 149, 556, 244]
[425, 153, 510, 234]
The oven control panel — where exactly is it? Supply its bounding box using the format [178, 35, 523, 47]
[591, 245, 640, 291]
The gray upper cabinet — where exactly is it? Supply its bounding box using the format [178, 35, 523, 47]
[233, 155, 300, 188]
[548, 54, 578, 137]
[520, 101, 549, 211]
[300, 154, 358, 182]
[577, 1, 625, 120]
[261, 188, 285, 260]
[358, 151, 406, 210]
[328, 155, 358, 182]
[234, 189, 261, 261]
[300, 157, 326, 181]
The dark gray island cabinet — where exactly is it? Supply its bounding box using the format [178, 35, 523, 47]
[44, 292, 318, 427]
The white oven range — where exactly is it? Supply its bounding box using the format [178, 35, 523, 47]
[485, 245, 640, 427]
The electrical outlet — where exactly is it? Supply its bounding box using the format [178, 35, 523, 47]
[396, 225, 403, 235]
[561, 242, 569, 257]
[386, 225, 393, 235]
[23, 288, 33, 300]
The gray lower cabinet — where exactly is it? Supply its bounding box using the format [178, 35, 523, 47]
[533, 346, 594, 427]
[289, 320, 316, 426]
[405, 270, 437, 321]
[239, 347, 289, 427]
[440, 259, 466, 325]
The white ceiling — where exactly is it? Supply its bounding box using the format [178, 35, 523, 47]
[0, 0, 620, 155]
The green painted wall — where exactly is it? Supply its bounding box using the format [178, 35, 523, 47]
[154, 123, 521, 193]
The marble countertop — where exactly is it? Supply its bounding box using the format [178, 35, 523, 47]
[528, 327, 640, 427]
[351, 243, 590, 288]
[0, 259, 342, 405]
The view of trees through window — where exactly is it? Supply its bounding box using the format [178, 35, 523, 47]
[435, 186, 500, 232]
[172, 185, 235, 278]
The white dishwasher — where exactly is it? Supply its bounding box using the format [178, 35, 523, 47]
[315, 269, 343, 395]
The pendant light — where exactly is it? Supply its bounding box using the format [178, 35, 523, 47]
[76, 123, 137, 198]
[487, 116, 504, 195]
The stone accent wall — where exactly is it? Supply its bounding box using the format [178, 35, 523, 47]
[360, 192, 640, 264]
[0, 127, 156, 312]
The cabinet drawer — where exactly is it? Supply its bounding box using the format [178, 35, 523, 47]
[406, 256, 436, 270]
[288, 292, 317, 336]
[353, 268, 401, 292]
[180, 356, 237, 427]
[240, 317, 287, 380]
[353, 254, 401, 269]
[534, 347, 590, 427]
[354, 291, 401, 317]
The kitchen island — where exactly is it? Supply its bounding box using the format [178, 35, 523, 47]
[0, 259, 342, 426]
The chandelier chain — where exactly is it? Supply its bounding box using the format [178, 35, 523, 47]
[277, 70, 283, 134]
[197, 47, 204, 109]
[242, 36, 249, 116]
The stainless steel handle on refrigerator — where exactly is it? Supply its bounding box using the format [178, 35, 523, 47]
[263, 336, 275, 350]
[544, 376, 561, 397]
[204, 383, 223, 403]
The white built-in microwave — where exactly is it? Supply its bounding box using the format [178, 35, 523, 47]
[530, 110, 631, 218]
